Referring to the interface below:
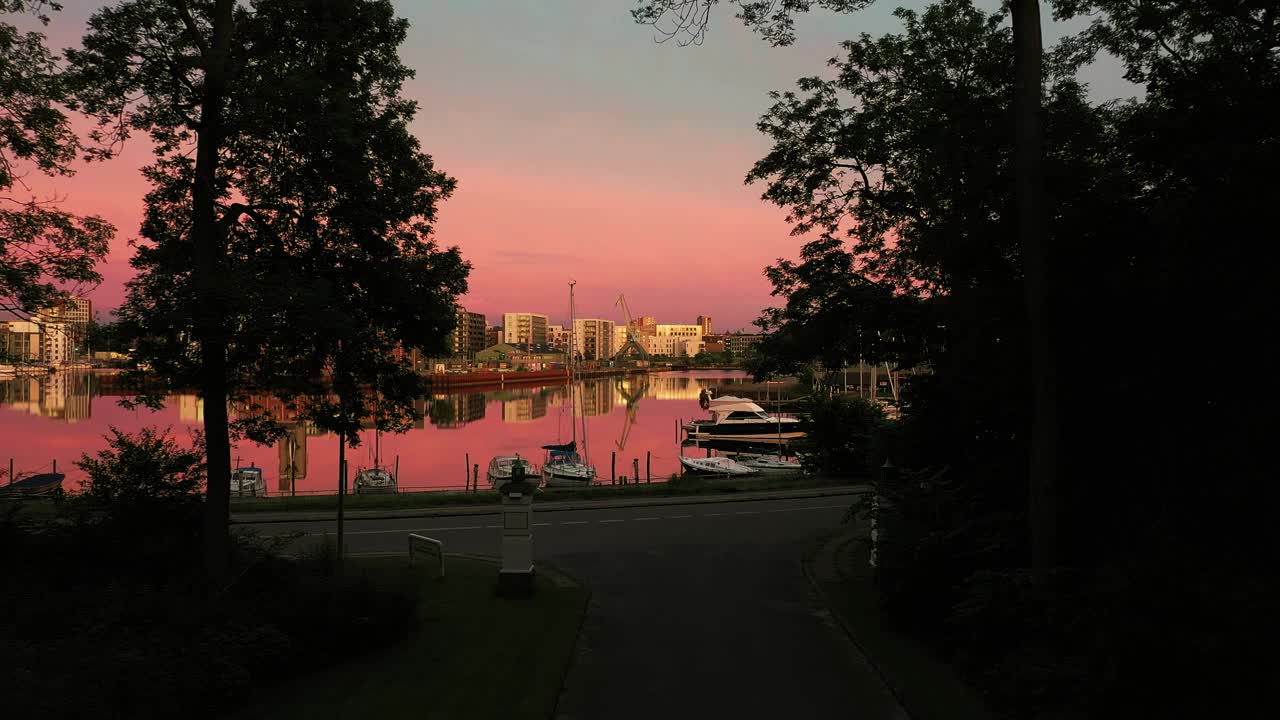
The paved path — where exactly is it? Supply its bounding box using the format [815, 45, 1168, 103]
[247, 495, 906, 720]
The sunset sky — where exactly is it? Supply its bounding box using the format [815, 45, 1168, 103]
[28, 1, 1128, 331]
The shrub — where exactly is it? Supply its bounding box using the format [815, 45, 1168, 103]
[76, 426, 205, 509]
[796, 395, 887, 477]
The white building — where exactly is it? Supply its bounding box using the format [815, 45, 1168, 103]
[643, 323, 705, 357]
[41, 322, 73, 365]
[1, 321, 42, 362]
[572, 318, 615, 360]
[502, 313, 549, 347]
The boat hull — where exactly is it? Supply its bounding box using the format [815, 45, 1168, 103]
[679, 456, 758, 476]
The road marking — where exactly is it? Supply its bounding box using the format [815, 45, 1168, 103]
[735, 511, 759, 515]
[598, 519, 625, 524]
[634, 517, 660, 521]
[533, 522, 552, 527]
[560, 520, 589, 525]
[486, 524, 500, 528]
[706, 512, 726, 517]
[762, 504, 849, 513]
[667, 514, 693, 519]
[345, 524, 485, 535]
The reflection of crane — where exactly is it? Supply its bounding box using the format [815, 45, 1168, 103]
[613, 293, 649, 359]
[614, 374, 648, 449]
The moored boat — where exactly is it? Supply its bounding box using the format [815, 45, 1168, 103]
[725, 453, 803, 472]
[683, 400, 804, 441]
[488, 455, 539, 488]
[678, 455, 758, 476]
[231, 467, 265, 496]
[0, 472, 65, 495]
[354, 467, 396, 494]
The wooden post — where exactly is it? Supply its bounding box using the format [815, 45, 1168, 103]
[394, 454, 400, 484]
[633, 458, 639, 483]
[8, 458, 12, 486]
[337, 436, 346, 567]
[465, 453, 470, 490]
[52, 458, 56, 474]
[611, 452, 616, 484]
[646, 451, 651, 483]
[472, 464, 479, 493]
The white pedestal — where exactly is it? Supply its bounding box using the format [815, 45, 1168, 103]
[497, 483, 536, 594]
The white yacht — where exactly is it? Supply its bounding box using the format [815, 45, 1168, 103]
[354, 467, 396, 494]
[231, 466, 265, 496]
[679, 455, 759, 476]
[488, 455, 539, 488]
[725, 452, 803, 472]
[683, 400, 805, 442]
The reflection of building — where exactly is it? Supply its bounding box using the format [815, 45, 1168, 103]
[577, 378, 616, 417]
[573, 318, 615, 361]
[502, 313, 548, 347]
[277, 424, 308, 492]
[0, 372, 92, 422]
[177, 394, 204, 423]
[502, 393, 548, 423]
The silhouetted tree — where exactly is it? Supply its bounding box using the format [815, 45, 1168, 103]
[635, 0, 1058, 572]
[0, 1, 112, 317]
[68, 0, 467, 580]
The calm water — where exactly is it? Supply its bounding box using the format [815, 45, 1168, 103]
[0, 370, 753, 493]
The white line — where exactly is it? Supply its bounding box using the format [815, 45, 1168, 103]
[485, 524, 501, 528]
[598, 519, 625, 524]
[761, 504, 849, 513]
[706, 512, 726, 517]
[345, 524, 484, 536]
[634, 517, 660, 521]
[560, 520, 589, 526]
[667, 514, 693, 519]
[735, 511, 759, 516]
[533, 522, 552, 527]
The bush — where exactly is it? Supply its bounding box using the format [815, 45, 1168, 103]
[76, 426, 205, 510]
[796, 395, 888, 477]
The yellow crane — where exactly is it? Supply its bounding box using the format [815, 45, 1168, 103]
[613, 293, 649, 360]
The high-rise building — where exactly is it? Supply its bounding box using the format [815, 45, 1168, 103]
[40, 322, 73, 365]
[502, 313, 548, 347]
[38, 296, 91, 360]
[572, 318, 615, 361]
[697, 315, 713, 336]
[448, 308, 487, 360]
[487, 326, 504, 348]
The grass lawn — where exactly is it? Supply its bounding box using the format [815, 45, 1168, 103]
[228, 473, 864, 514]
[229, 557, 588, 720]
[812, 539, 993, 720]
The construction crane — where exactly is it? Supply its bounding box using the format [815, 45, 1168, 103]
[613, 293, 649, 360]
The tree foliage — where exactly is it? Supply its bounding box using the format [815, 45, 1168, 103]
[747, 0, 1275, 714]
[76, 426, 206, 509]
[0, 1, 112, 316]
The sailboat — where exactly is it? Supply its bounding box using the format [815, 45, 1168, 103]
[354, 426, 396, 494]
[542, 280, 596, 487]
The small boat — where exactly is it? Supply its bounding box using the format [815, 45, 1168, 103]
[0, 472, 65, 495]
[725, 453, 803, 472]
[354, 467, 396, 494]
[231, 466, 265, 497]
[488, 455, 539, 488]
[679, 456, 758, 476]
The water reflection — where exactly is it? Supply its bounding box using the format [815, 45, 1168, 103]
[1, 370, 752, 491]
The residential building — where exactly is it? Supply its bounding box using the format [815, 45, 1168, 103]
[547, 324, 569, 353]
[697, 315, 713, 336]
[644, 334, 703, 358]
[612, 326, 629, 354]
[706, 332, 763, 356]
[41, 322, 73, 365]
[1, 321, 42, 363]
[487, 326, 504, 348]
[502, 313, 549, 348]
[38, 296, 91, 360]
[630, 315, 657, 336]
[572, 318, 615, 361]
[448, 308, 487, 360]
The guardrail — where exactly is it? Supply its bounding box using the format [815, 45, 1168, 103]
[408, 533, 445, 578]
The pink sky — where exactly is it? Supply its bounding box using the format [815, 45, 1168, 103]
[22, 2, 1127, 331]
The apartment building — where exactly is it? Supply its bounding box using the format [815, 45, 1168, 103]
[502, 313, 549, 347]
[572, 318, 616, 361]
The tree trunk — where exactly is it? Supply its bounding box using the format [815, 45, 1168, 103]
[1011, 0, 1055, 572]
[194, 0, 236, 583]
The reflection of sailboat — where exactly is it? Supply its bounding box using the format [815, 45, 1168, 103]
[354, 427, 396, 494]
[543, 280, 596, 487]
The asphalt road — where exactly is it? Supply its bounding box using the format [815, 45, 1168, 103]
[242, 494, 905, 720]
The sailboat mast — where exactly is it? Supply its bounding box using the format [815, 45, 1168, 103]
[569, 280, 577, 445]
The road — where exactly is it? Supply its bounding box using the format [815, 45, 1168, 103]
[242, 494, 906, 720]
